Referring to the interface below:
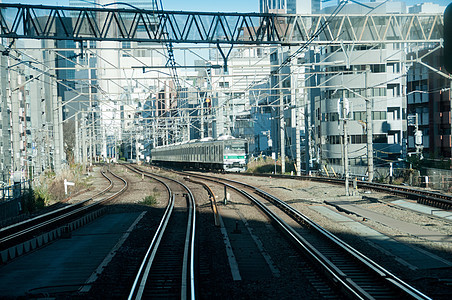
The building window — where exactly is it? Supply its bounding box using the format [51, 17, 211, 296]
[327, 135, 341, 144]
[387, 84, 400, 97]
[353, 111, 366, 121]
[387, 107, 400, 120]
[122, 41, 132, 57]
[372, 87, 386, 97]
[387, 62, 400, 73]
[372, 111, 387, 120]
[373, 134, 387, 143]
[134, 49, 149, 57]
[371, 64, 386, 73]
[324, 112, 339, 121]
[270, 52, 278, 61]
[350, 134, 366, 144]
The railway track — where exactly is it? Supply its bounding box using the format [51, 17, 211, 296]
[0, 168, 128, 263]
[125, 165, 196, 300]
[237, 172, 452, 210]
[171, 169, 431, 299]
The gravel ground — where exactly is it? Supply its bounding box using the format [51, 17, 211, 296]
[49, 166, 452, 299]
[173, 171, 326, 299]
[81, 164, 170, 299]
[219, 173, 452, 298]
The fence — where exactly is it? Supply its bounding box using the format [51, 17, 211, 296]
[323, 164, 452, 192]
[423, 168, 452, 192]
[324, 164, 391, 181]
[0, 180, 32, 225]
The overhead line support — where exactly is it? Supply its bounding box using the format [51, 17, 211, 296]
[0, 4, 443, 45]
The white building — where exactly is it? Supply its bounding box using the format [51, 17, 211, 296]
[316, 1, 408, 175]
[207, 47, 271, 139]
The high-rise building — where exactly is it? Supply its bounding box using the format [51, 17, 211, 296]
[66, 0, 165, 162]
[406, 3, 449, 160]
[260, 0, 321, 14]
[316, 1, 408, 175]
[260, 0, 286, 13]
[259, 0, 321, 171]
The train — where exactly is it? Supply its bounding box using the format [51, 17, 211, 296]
[151, 136, 248, 172]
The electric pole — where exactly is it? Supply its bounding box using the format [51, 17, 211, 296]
[81, 111, 87, 168]
[280, 80, 285, 174]
[365, 65, 374, 182]
[296, 91, 302, 176]
[341, 91, 350, 196]
[75, 113, 79, 163]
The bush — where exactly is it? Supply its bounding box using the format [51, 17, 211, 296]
[33, 184, 51, 207]
[32, 164, 93, 206]
[141, 195, 157, 206]
[247, 156, 296, 174]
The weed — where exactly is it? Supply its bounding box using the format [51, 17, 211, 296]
[141, 188, 160, 206]
[32, 163, 93, 206]
[247, 156, 296, 174]
[142, 195, 158, 206]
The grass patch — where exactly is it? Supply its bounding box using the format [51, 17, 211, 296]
[32, 164, 93, 206]
[141, 187, 160, 206]
[141, 195, 158, 206]
[21, 187, 45, 213]
[247, 156, 296, 174]
[33, 185, 52, 207]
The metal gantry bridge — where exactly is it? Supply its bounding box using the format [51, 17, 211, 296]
[0, 4, 444, 45]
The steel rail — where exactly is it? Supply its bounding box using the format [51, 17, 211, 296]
[185, 176, 220, 227]
[239, 189, 368, 299]
[178, 171, 366, 298]
[126, 166, 173, 300]
[237, 172, 452, 210]
[253, 188, 431, 300]
[0, 170, 128, 252]
[126, 165, 196, 300]
[0, 169, 114, 239]
[177, 170, 431, 299]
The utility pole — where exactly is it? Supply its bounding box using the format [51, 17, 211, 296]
[102, 117, 106, 160]
[164, 117, 168, 145]
[51, 57, 62, 173]
[102, 126, 106, 161]
[186, 111, 190, 141]
[1, 47, 10, 183]
[135, 133, 140, 163]
[58, 96, 64, 165]
[81, 112, 87, 168]
[365, 65, 374, 182]
[280, 80, 285, 174]
[75, 113, 79, 163]
[296, 91, 302, 176]
[200, 91, 204, 138]
[293, 58, 301, 176]
[130, 134, 133, 161]
[152, 110, 157, 148]
[10, 59, 21, 178]
[88, 58, 93, 166]
[305, 93, 314, 174]
[341, 91, 350, 196]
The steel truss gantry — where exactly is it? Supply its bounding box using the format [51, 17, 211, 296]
[0, 4, 444, 45]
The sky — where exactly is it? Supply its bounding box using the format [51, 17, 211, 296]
[2, 0, 259, 12]
[2, 0, 451, 13]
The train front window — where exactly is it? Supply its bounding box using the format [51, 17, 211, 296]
[224, 144, 245, 154]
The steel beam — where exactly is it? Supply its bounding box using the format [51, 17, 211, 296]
[0, 4, 444, 45]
